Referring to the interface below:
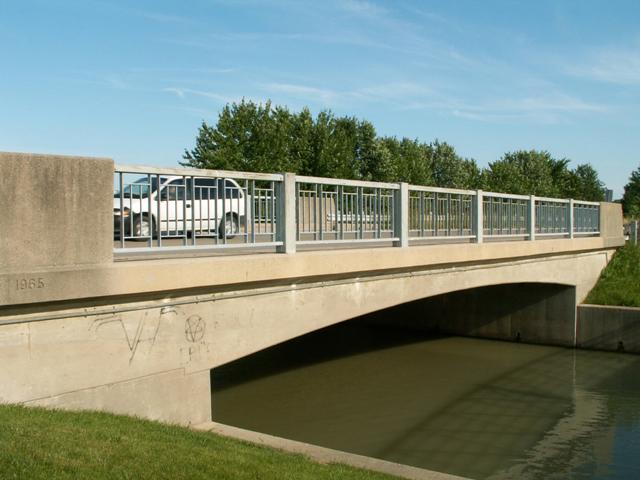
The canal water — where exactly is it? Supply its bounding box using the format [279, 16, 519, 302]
[211, 322, 640, 480]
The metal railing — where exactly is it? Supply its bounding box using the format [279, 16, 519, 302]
[574, 201, 601, 235]
[114, 165, 282, 252]
[483, 192, 529, 238]
[296, 176, 398, 244]
[113, 165, 602, 254]
[535, 197, 570, 236]
[409, 187, 475, 239]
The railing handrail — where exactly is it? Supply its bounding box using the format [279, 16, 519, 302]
[295, 175, 400, 190]
[535, 196, 570, 204]
[573, 200, 601, 206]
[408, 185, 476, 196]
[113, 164, 602, 255]
[114, 164, 285, 182]
[482, 191, 530, 201]
[115, 165, 603, 206]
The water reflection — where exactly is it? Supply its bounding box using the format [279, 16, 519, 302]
[212, 322, 640, 479]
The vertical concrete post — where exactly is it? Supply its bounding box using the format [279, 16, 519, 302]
[598, 202, 623, 240]
[0, 152, 114, 272]
[529, 195, 536, 241]
[394, 182, 409, 248]
[276, 173, 297, 254]
[569, 199, 575, 239]
[631, 220, 638, 246]
[474, 190, 483, 244]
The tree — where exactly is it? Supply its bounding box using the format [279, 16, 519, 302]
[368, 139, 397, 182]
[182, 99, 294, 173]
[289, 107, 315, 175]
[566, 164, 605, 202]
[183, 100, 605, 200]
[377, 137, 432, 184]
[310, 112, 359, 179]
[623, 166, 640, 218]
[428, 140, 480, 189]
[483, 150, 559, 196]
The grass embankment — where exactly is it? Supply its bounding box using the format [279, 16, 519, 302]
[0, 405, 398, 480]
[585, 243, 640, 307]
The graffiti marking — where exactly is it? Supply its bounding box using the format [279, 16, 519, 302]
[185, 315, 205, 343]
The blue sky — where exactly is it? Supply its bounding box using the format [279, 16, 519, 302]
[1, 0, 639, 196]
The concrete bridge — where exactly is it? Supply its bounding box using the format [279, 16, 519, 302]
[0, 152, 625, 425]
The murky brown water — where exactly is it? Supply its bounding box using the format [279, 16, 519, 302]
[212, 323, 640, 480]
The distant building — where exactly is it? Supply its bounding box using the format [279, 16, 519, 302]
[605, 189, 613, 202]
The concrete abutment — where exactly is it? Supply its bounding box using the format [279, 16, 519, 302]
[364, 283, 578, 347]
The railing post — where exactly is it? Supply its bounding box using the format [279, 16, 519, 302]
[529, 195, 536, 241]
[276, 173, 296, 254]
[474, 190, 483, 244]
[394, 183, 409, 247]
[631, 220, 638, 246]
[569, 199, 575, 239]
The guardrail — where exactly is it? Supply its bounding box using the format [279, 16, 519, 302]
[114, 165, 283, 252]
[296, 176, 398, 245]
[113, 165, 601, 254]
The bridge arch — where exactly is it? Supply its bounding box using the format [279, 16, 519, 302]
[211, 280, 577, 395]
[4, 249, 611, 425]
[204, 251, 604, 371]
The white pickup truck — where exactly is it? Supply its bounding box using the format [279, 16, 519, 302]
[114, 176, 248, 239]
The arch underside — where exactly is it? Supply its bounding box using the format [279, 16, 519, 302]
[211, 251, 606, 368]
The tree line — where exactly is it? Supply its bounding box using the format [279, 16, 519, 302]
[623, 167, 640, 218]
[182, 100, 605, 201]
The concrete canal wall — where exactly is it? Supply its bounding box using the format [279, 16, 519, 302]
[368, 292, 640, 355]
[577, 304, 640, 353]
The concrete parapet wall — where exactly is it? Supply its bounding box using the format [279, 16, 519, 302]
[0, 236, 621, 308]
[600, 202, 624, 243]
[0, 152, 113, 272]
[577, 304, 640, 353]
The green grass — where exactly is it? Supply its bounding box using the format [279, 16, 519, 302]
[0, 405, 399, 480]
[585, 243, 640, 307]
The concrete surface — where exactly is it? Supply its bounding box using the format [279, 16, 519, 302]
[0, 152, 113, 272]
[194, 421, 469, 480]
[600, 202, 624, 243]
[0, 236, 622, 308]
[368, 283, 577, 347]
[0, 249, 614, 424]
[577, 304, 640, 353]
[27, 369, 211, 426]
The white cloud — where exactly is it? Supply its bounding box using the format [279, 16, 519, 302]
[139, 11, 193, 24]
[163, 87, 185, 99]
[355, 82, 435, 99]
[104, 74, 128, 90]
[256, 79, 603, 124]
[163, 87, 230, 103]
[494, 94, 605, 113]
[445, 93, 606, 124]
[567, 45, 640, 85]
[260, 83, 338, 103]
[341, 0, 388, 18]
